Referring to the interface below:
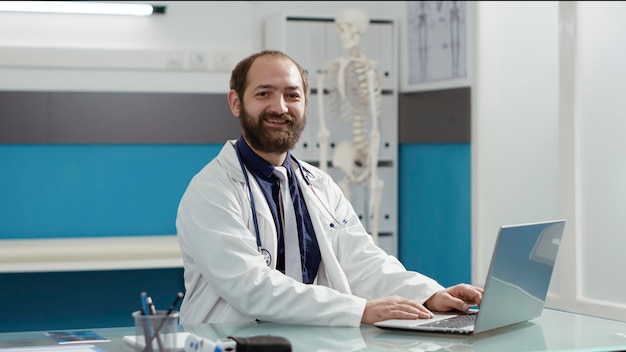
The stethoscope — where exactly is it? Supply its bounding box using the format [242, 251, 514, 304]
[234, 144, 347, 266]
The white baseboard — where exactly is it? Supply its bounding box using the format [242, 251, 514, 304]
[0, 236, 182, 273]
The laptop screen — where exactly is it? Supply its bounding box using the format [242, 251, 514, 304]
[474, 220, 565, 333]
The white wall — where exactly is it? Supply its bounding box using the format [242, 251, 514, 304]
[474, 1, 626, 322]
[0, 1, 249, 92]
[473, 1, 560, 286]
[554, 1, 626, 321]
[0, 1, 404, 92]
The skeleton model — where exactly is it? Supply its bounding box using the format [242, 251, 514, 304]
[316, 7, 384, 244]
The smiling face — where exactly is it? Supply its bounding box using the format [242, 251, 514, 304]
[229, 54, 307, 163]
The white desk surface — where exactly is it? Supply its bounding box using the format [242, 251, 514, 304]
[1, 308, 625, 351]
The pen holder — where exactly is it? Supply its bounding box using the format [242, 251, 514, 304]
[132, 310, 180, 352]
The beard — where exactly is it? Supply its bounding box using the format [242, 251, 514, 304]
[239, 104, 306, 154]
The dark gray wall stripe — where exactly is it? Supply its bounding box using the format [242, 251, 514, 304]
[0, 91, 240, 144]
[2, 89, 470, 144]
[399, 87, 471, 143]
[0, 92, 50, 143]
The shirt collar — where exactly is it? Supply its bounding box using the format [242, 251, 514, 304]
[236, 135, 292, 180]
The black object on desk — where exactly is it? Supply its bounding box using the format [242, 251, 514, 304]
[228, 335, 292, 352]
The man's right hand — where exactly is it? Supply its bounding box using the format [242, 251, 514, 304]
[361, 296, 434, 325]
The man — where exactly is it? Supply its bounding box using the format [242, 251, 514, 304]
[176, 50, 483, 327]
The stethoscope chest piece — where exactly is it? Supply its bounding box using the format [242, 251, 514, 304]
[261, 248, 272, 266]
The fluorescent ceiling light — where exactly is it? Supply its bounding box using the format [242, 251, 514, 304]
[0, 1, 166, 16]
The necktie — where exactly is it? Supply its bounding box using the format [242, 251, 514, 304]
[272, 166, 303, 282]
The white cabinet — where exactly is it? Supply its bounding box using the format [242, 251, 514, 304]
[264, 14, 398, 257]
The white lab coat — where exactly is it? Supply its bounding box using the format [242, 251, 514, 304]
[176, 140, 444, 327]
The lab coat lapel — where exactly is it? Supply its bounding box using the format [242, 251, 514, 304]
[294, 162, 352, 295]
[219, 140, 279, 269]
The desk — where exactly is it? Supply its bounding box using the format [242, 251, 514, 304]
[1, 309, 625, 351]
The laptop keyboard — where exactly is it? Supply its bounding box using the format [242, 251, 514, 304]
[419, 313, 477, 329]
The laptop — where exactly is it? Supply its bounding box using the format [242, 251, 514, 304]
[375, 219, 566, 334]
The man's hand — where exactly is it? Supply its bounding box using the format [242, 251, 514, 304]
[361, 296, 434, 325]
[424, 283, 484, 313]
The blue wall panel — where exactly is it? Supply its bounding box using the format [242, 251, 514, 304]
[0, 144, 215, 332]
[0, 268, 184, 333]
[0, 145, 221, 239]
[398, 143, 471, 287]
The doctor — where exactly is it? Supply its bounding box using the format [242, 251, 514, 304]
[176, 50, 483, 326]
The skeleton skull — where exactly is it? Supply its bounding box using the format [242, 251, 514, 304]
[335, 7, 370, 50]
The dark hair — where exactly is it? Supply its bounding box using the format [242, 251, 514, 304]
[229, 50, 310, 104]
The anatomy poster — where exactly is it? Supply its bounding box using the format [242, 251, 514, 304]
[406, 1, 467, 85]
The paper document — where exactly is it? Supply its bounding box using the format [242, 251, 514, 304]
[44, 330, 110, 345]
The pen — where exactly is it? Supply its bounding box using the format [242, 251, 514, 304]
[140, 292, 154, 352]
[147, 296, 157, 316]
[140, 291, 151, 316]
[146, 296, 165, 352]
[165, 292, 184, 316]
[142, 292, 184, 352]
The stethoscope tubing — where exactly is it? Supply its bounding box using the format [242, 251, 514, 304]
[233, 143, 346, 266]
